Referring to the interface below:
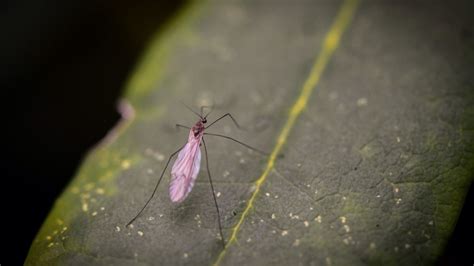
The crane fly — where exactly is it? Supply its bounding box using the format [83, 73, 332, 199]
[126, 105, 267, 248]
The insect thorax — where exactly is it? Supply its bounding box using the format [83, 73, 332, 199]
[192, 121, 205, 137]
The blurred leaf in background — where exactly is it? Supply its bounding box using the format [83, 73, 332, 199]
[1, 0, 184, 264]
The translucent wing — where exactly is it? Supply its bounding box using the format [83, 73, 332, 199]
[169, 139, 201, 203]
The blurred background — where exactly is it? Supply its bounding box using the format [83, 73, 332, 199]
[1, 0, 184, 264]
[0, 0, 471, 265]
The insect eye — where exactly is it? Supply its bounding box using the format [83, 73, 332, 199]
[202, 118, 207, 123]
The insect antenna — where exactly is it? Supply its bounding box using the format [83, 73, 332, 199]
[202, 105, 215, 119]
[202, 137, 226, 249]
[180, 102, 202, 119]
[126, 145, 184, 227]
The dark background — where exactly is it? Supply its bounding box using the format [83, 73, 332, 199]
[0, 0, 471, 265]
[1, 0, 184, 264]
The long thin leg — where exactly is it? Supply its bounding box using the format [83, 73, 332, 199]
[176, 124, 190, 131]
[205, 113, 241, 130]
[204, 132, 268, 156]
[126, 146, 184, 227]
[202, 138, 225, 249]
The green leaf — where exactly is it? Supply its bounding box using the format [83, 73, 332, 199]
[26, 0, 474, 265]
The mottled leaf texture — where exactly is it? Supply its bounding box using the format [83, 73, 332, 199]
[26, 0, 474, 265]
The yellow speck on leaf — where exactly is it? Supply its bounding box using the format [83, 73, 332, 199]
[315, 215, 322, 223]
[343, 224, 350, 233]
[293, 239, 301, 247]
[121, 160, 131, 170]
[84, 182, 95, 191]
[71, 187, 80, 194]
[356, 97, 368, 107]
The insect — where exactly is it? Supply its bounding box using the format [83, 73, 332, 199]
[126, 105, 267, 248]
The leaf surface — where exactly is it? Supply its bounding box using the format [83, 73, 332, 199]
[26, 0, 474, 265]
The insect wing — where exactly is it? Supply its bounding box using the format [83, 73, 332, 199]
[169, 140, 201, 202]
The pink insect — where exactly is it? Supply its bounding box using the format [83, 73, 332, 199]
[126, 105, 266, 248]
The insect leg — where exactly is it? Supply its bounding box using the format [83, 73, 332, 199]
[203, 132, 268, 156]
[202, 138, 226, 249]
[180, 101, 202, 119]
[205, 113, 241, 130]
[126, 145, 184, 227]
